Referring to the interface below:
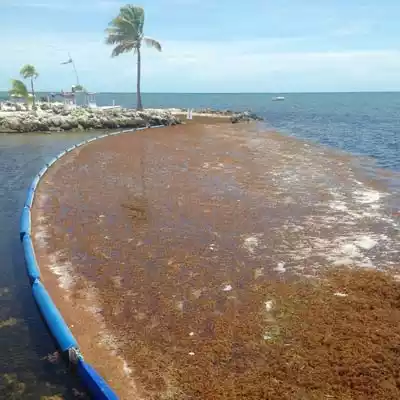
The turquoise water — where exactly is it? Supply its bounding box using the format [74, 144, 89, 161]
[3, 91, 398, 171]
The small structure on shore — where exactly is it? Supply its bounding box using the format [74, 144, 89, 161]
[54, 87, 120, 110]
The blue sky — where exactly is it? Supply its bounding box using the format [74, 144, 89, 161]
[1, 0, 400, 92]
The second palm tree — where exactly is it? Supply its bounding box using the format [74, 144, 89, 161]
[20, 64, 39, 109]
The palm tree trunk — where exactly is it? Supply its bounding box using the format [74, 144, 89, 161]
[30, 78, 36, 109]
[136, 48, 143, 110]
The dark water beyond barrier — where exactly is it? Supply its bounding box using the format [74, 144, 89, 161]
[0, 132, 100, 398]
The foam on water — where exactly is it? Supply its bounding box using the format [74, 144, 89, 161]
[242, 235, 262, 255]
[241, 128, 400, 275]
[47, 252, 75, 291]
[353, 189, 382, 204]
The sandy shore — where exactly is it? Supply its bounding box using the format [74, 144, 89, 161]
[32, 121, 400, 399]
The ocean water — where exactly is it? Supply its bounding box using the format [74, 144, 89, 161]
[2, 92, 399, 173]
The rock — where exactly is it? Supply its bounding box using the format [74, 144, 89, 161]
[49, 126, 62, 132]
[49, 116, 63, 127]
[103, 119, 118, 129]
[40, 103, 50, 111]
[0, 105, 181, 133]
[230, 111, 263, 123]
[4, 117, 22, 131]
[37, 121, 50, 132]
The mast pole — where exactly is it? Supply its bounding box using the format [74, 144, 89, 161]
[69, 53, 80, 86]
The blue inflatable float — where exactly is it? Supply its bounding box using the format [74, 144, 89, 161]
[20, 206, 31, 240]
[46, 157, 58, 168]
[77, 359, 119, 400]
[37, 165, 48, 178]
[32, 280, 78, 352]
[22, 234, 41, 282]
[30, 175, 40, 191]
[57, 150, 67, 159]
[150, 124, 166, 129]
[25, 188, 35, 209]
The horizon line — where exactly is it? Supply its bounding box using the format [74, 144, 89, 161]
[2, 90, 400, 95]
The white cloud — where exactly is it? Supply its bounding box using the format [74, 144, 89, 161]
[1, 32, 400, 92]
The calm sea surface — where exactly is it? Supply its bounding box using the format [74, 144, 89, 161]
[1, 92, 399, 172]
[85, 92, 400, 172]
[0, 92, 399, 396]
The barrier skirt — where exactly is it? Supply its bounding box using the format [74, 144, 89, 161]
[21, 125, 167, 399]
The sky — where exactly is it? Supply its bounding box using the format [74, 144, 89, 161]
[1, 0, 400, 93]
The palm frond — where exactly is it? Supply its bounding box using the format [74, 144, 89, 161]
[111, 42, 136, 57]
[105, 30, 137, 46]
[9, 79, 29, 99]
[107, 16, 137, 39]
[105, 5, 145, 42]
[120, 5, 144, 35]
[20, 64, 39, 80]
[143, 37, 162, 52]
[104, 4, 161, 77]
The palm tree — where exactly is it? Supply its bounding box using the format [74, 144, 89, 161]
[105, 5, 161, 110]
[9, 79, 30, 104]
[20, 64, 39, 108]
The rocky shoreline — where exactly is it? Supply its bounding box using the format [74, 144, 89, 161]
[0, 105, 181, 133]
[0, 102, 263, 133]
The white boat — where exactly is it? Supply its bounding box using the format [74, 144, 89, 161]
[272, 96, 285, 101]
[98, 105, 121, 110]
[86, 93, 120, 110]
